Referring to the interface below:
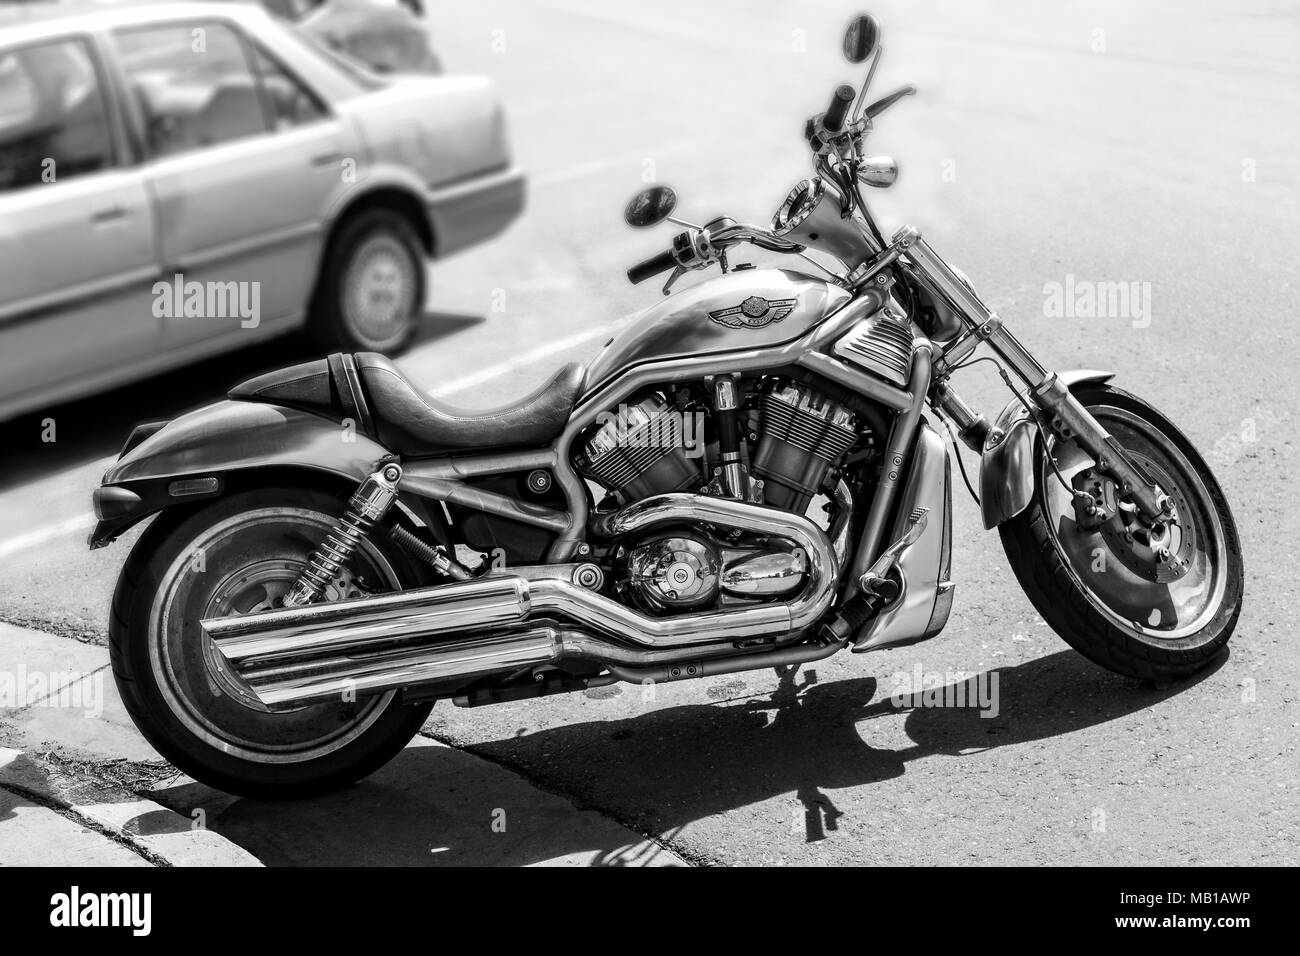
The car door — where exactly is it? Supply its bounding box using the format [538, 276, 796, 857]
[0, 34, 159, 418]
[110, 18, 349, 349]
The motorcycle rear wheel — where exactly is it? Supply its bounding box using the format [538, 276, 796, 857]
[109, 487, 433, 800]
[1000, 384, 1243, 681]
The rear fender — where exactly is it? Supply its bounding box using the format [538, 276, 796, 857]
[978, 370, 1115, 529]
[89, 400, 395, 548]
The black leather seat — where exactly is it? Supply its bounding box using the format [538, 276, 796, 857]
[353, 352, 584, 454]
[229, 352, 585, 454]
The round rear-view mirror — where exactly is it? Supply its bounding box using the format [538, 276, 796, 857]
[843, 14, 880, 63]
[624, 185, 678, 228]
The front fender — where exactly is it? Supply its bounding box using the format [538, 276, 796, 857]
[89, 400, 394, 547]
[978, 370, 1115, 529]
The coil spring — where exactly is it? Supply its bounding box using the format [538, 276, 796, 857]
[284, 511, 376, 607]
[282, 465, 401, 608]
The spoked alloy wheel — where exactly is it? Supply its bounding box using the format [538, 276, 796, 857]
[153, 509, 394, 759]
[1000, 384, 1243, 680]
[110, 488, 432, 799]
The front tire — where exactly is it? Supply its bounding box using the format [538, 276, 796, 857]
[1000, 383, 1244, 681]
[109, 487, 433, 800]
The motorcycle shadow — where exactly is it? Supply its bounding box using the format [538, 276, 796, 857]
[141, 646, 1224, 863]
[462, 646, 1227, 847]
[147, 733, 680, 867]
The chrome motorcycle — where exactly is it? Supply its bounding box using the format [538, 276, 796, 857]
[90, 14, 1243, 798]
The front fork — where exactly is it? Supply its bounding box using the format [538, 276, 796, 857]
[895, 226, 1173, 524]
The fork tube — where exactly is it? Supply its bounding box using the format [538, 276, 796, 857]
[847, 343, 932, 595]
[900, 227, 1170, 521]
[898, 228, 1048, 386]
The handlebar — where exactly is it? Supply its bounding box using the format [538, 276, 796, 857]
[627, 247, 679, 284]
[823, 84, 857, 133]
[625, 222, 805, 287]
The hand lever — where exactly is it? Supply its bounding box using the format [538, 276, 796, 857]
[864, 85, 917, 119]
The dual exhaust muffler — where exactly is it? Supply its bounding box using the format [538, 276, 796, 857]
[202, 493, 839, 708]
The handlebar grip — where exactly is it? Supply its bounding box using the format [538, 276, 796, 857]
[823, 84, 857, 133]
[627, 248, 679, 285]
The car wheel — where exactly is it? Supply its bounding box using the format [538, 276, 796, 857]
[312, 208, 425, 353]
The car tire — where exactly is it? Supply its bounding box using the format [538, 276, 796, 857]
[311, 208, 425, 353]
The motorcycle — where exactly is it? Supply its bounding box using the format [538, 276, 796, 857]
[90, 14, 1243, 799]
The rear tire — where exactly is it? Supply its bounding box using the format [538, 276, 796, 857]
[999, 384, 1244, 681]
[310, 208, 425, 353]
[109, 487, 433, 800]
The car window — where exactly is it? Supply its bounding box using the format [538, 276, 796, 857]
[112, 22, 269, 159]
[0, 39, 114, 193]
[276, 24, 385, 92]
[250, 43, 326, 129]
[261, 0, 326, 21]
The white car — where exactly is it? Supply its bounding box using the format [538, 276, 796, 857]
[0, 1, 524, 420]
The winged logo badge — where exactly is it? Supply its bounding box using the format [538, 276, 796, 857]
[708, 296, 798, 330]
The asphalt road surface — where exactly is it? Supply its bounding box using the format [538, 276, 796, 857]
[0, 0, 1296, 865]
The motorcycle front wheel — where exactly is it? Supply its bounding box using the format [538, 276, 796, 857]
[1000, 383, 1244, 681]
[109, 487, 434, 799]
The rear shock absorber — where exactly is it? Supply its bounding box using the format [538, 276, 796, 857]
[282, 462, 403, 608]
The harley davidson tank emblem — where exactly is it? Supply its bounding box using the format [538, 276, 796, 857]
[708, 296, 798, 329]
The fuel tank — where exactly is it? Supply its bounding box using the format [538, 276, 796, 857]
[584, 269, 851, 392]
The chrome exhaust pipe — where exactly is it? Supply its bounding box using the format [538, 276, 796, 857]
[205, 577, 531, 665]
[239, 626, 831, 709]
[244, 629, 563, 708]
[204, 493, 840, 705]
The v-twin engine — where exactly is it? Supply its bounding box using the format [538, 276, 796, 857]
[202, 493, 839, 708]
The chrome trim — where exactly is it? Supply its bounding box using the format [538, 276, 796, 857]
[249, 629, 561, 708]
[207, 492, 841, 706]
[846, 341, 933, 593]
[243, 623, 840, 709]
[793, 351, 913, 411]
[857, 155, 898, 188]
[831, 306, 915, 387]
[896, 226, 1050, 386]
[853, 424, 954, 650]
[401, 449, 556, 481]
[548, 287, 889, 560]
[205, 577, 532, 665]
[720, 550, 807, 598]
[978, 370, 1116, 529]
[399, 473, 569, 533]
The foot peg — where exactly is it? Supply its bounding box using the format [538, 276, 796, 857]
[818, 507, 928, 646]
[858, 507, 928, 595]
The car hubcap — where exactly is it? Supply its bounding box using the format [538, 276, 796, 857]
[343, 235, 417, 343]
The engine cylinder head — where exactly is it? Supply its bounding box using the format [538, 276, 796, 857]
[751, 383, 858, 513]
[576, 393, 702, 503]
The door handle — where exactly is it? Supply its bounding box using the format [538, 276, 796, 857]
[310, 152, 343, 168]
[91, 205, 127, 224]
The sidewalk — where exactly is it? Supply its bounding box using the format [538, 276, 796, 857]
[0, 621, 684, 866]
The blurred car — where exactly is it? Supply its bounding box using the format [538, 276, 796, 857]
[0, 1, 524, 421]
[258, 0, 442, 76]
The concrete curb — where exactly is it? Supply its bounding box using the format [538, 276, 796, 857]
[1, 620, 687, 867]
[0, 747, 261, 867]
